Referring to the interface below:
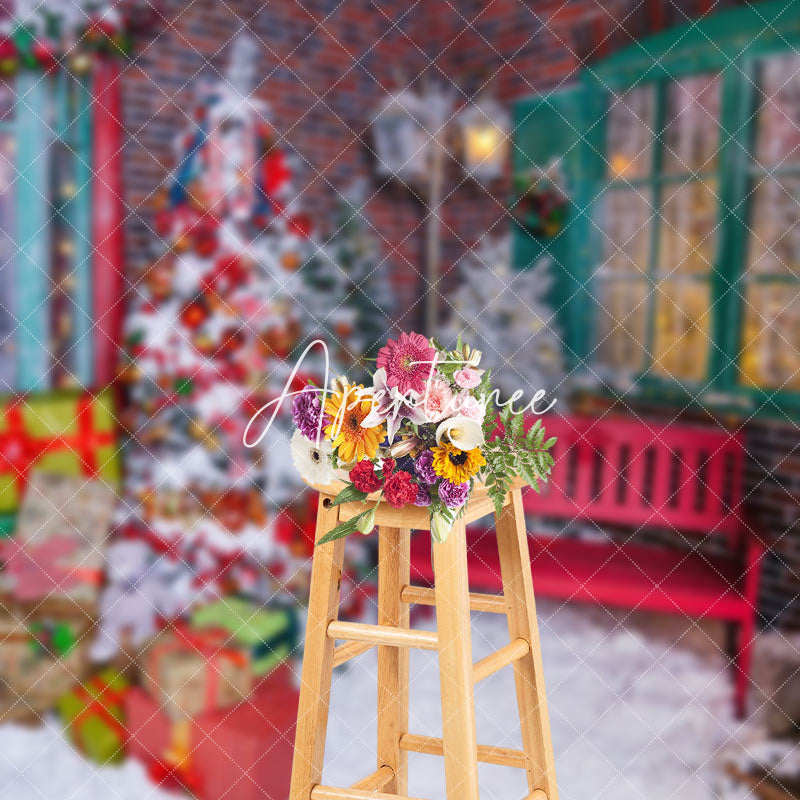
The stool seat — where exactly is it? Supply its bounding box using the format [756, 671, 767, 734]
[289, 482, 559, 800]
[304, 476, 528, 530]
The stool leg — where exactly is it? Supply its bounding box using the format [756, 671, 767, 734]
[289, 496, 346, 800]
[377, 526, 411, 794]
[433, 518, 480, 800]
[495, 489, 558, 800]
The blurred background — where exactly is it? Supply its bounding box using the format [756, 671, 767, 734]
[0, 0, 798, 799]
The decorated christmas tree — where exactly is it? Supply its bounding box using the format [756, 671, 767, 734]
[438, 233, 565, 400]
[99, 37, 362, 659]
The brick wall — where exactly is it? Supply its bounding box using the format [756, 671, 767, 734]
[119, 0, 799, 628]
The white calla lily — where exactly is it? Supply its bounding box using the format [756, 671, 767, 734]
[435, 416, 484, 451]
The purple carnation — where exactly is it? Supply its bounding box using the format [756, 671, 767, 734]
[438, 479, 470, 508]
[414, 484, 432, 507]
[292, 387, 328, 440]
[414, 450, 437, 485]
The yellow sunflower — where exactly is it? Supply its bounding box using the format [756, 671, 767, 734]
[431, 443, 486, 484]
[324, 384, 385, 463]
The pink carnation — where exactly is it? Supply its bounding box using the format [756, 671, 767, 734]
[420, 377, 454, 422]
[454, 367, 482, 389]
[453, 392, 486, 423]
[376, 332, 436, 395]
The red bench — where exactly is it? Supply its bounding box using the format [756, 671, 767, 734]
[410, 415, 765, 717]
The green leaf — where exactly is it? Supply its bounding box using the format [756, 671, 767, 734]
[330, 484, 369, 507]
[316, 512, 370, 545]
[544, 436, 558, 449]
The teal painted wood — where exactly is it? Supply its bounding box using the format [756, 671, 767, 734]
[711, 59, 755, 396]
[71, 77, 93, 387]
[511, 85, 594, 366]
[15, 72, 52, 391]
[593, 0, 800, 85]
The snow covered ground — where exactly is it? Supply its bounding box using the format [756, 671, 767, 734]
[326, 601, 747, 800]
[0, 601, 751, 800]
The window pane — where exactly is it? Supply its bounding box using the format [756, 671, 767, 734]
[594, 278, 649, 373]
[0, 131, 15, 391]
[754, 53, 800, 167]
[657, 180, 717, 276]
[651, 280, 711, 383]
[740, 282, 800, 391]
[600, 188, 654, 274]
[747, 176, 800, 277]
[607, 85, 655, 179]
[662, 74, 720, 175]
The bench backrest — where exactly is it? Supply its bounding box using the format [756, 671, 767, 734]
[522, 415, 746, 538]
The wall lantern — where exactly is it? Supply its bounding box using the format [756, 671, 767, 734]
[455, 97, 510, 183]
[371, 87, 510, 332]
[372, 89, 431, 184]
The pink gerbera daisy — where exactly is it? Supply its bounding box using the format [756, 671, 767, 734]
[376, 332, 436, 395]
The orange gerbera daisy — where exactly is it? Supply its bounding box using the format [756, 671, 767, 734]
[324, 384, 385, 463]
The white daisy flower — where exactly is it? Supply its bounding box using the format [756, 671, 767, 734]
[290, 429, 336, 485]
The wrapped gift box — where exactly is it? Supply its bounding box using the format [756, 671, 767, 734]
[141, 624, 252, 721]
[0, 390, 120, 516]
[0, 612, 90, 719]
[190, 598, 298, 676]
[57, 669, 129, 764]
[1, 471, 117, 606]
[126, 665, 297, 800]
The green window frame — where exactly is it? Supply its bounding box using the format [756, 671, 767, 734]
[512, 0, 800, 419]
[0, 70, 92, 392]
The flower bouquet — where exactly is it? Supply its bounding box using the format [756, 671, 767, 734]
[289, 332, 556, 544]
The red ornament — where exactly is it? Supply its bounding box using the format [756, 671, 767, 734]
[263, 149, 290, 195]
[154, 208, 172, 236]
[85, 15, 117, 43]
[0, 39, 18, 76]
[193, 229, 218, 258]
[180, 298, 210, 330]
[143, 258, 175, 301]
[217, 326, 246, 359]
[288, 213, 312, 239]
[32, 40, 58, 73]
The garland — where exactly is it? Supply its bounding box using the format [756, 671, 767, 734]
[0, 12, 131, 77]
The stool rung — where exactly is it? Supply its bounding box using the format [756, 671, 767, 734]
[311, 786, 426, 800]
[350, 765, 394, 791]
[333, 640, 374, 667]
[472, 638, 530, 683]
[401, 585, 507, 615]
[399, 733, 527, 768]
[327, 620, 438, 650]
[525, 792, 548, 800]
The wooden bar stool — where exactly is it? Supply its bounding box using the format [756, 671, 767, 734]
[289, 477, 558, 800]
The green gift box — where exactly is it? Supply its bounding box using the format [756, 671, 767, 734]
[191, 598, 299, 676]
[0, 389, 120, 517]
[57, 669, 129, 764]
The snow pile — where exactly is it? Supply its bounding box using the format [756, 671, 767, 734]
[325, 602, 741, 800]
[0, 718, 174, 800]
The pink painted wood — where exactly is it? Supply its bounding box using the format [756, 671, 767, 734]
[408, 414, 763, 718]
[523, 415, 746, 538]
